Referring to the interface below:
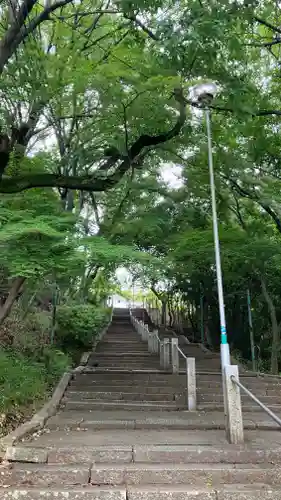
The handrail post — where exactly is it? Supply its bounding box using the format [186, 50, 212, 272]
[159, 341, 164, 367]
[186, 357, 196, 411]
[163, 338, 170, 369]
[144, 324, 150, 341]
[135, 319, 140, 335]
[141, 321, 146, 341]
[224, 365, 244, 444]
[148, 332, 153, 352]
[171, 338, 179, 373]
[152, 330, 158, 353]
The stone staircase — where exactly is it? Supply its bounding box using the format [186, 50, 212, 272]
[2, 308, 281, 499]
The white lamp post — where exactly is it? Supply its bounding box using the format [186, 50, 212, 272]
[192, 82, 231, 372]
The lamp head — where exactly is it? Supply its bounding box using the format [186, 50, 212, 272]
[192, 82, 218, 106]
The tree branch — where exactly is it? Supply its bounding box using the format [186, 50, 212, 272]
[246, 40, 281, 48]
[124, 13, 159, 40]
[0, 87, 187, 193]
[186, 97, 281, 117]
[254, 16, 281, 35]
[0, 0, 73, 74]
[225, 175, 281, 234]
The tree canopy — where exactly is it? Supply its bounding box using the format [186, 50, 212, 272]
[1, 0, 281, 375]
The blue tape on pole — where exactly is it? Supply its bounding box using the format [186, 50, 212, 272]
[221, 325, 227, 344]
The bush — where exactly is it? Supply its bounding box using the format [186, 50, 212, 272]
[56, 304, 110, 350]
[2, 307, 51, 355]
[0, 346, 72, 436]
[0, 350, 47, 424]
[38, 347, 72, 385]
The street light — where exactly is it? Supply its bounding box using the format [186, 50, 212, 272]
[192, 82, 231, 372]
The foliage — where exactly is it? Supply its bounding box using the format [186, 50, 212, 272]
[37, 347, 72, 386]
[2, 0, 281, 428]
[56, 305, 110, 350]
[0, 350, 47, 416]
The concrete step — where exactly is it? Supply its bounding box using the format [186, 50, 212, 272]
[89, 463, 279, 486]
[198, 403, 281, 412]
[70, 382, 182, 390]
[87, 366, 163, 371]
[48, 446, 133, 464]
[72, 387, 279, 402]
[88, 366, 162, 371]
[97, 348, 148, 352]
[68, 385, 185, 394]
[198, 395, 281, 405]
[127, 485, 281, 500]
[11, 449, 278, 488]
[102, 337, 140, 341]
[62, 400, 183, 411]
[46, 444, 281, 465]
[73, 373, 186, 381]
[65, 391, 177, 402]
[92, 353, 154, 358]
[1, 464, 90, 487]
[0, 488, 126, 500]
[100, 339, 143, 342]
[46, 411, 281, 431]
[89, 361, 161, 366]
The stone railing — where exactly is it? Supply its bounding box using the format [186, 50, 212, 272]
[130, 309, 277, 446]
[130, 310, 197, 412]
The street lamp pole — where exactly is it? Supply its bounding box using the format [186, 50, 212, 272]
[205, 108, 230, 369]
[193, 83, 231, 373]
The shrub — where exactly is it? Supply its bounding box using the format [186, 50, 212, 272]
[0, 346, 72, 435]
[2, 307, 51, 354]
[56, 304, 110, 350]
[0, 350, 47, 423]
[38, 347, 72, 385]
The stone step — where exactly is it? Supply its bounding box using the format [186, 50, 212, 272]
[48, 446, 133, 464]
[65, 390, 281, 405]
[92, 353, 154, 358]
[89, 361, 161, 366]
[62, 400, 183, 411]
[100, 339, 143, 342]
[127, 485, 281, 500]
[89, 359, 160, 364]
[71, 378, 185, 386]
[69, 386, 281, 400]
[98, 338, 144, 341]
[98, 347, 146, 351]
[1, 464, 90, 487]
[198, 403, 281, 412]
[81, 369, 171, 374]
[68, 384, 185, 393]
[0, 488, 126, 500]
[65, 391, 177, 402]
[88, 365, 162, 370]
[198, 395, 281, 405]
[87, 366, 163, 371]
[47, 411, 281, 431]
[97, 348, 148, 352]
[46, 444, 281, 465]
[89, 463, 279, 486]
[73, 373, 185, 381]
[8, 463, 278, 489]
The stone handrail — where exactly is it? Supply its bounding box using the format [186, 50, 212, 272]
[231, 374, 281, 427]
[130, 311, 196, 412]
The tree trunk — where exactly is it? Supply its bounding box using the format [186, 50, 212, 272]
[0, 276, 25, 326]
[204, 301, 213, 348]
[161, 300, 167, 327]
[167, 297, 173, 327]
[261, 277, 279, 374]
